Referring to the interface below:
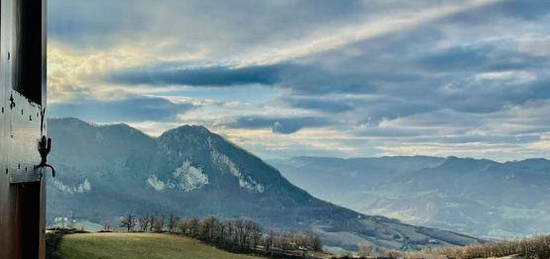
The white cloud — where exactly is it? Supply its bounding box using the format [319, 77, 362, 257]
[48, 43, 154, 103]
[239, 0, 508, 66]
[47, 0, 549, 162]
[517, 36, 550, 57]
[475, 70, 537, 84]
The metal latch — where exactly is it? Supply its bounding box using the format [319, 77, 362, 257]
[35, 136, 55, 177]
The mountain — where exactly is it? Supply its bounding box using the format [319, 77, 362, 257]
[269, 156, 550, 239]
[46, 118, 482, 251]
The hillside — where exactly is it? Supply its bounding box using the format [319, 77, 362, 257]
[269, 156, 550, 239]
[46, 118, 483, 251]
[58, 233, 265, 259]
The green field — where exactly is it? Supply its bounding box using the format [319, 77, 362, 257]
[59, 233, 266, 259]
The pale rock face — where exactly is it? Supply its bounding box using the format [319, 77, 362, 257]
[147, 160, 209, 192]
[172, 160, 209, 192]
[210, 149, 264, 193]
[147, 175, 167, 191]
[52, 178, 92, 194]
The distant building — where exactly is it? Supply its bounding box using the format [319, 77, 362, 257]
[0, 0, 48, 258]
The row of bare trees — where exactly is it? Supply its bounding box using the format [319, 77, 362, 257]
[116, 213, 322, 255]
[180, 217, 263, 251]
[117, 213, 179, 233]
[387, 235, 550, 259]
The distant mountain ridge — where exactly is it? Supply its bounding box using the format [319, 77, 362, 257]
[269, 155, 550, 239]
[46, 118, 483, 251]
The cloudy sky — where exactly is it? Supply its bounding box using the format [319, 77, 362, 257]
[48, 0, 550, 161]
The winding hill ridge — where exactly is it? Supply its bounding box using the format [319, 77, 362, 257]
[46, 118, 483, 251]
[269, 156, 550, 239]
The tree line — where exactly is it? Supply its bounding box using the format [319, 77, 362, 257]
[410, 235, 550, 259]
[115, 213, 323, 256]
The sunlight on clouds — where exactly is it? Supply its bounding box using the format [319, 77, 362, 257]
[48, 43, 154, 103]
[240, 0, 508, 66]
[48, 40, 209, 103]
[531, 140, 550, 150]
[46, 0, 548, 161]
[219, 128, 358, 158]
[127, 121, 183, 137]
[531, 134, 550, 150]
[475, 70, 537, 84]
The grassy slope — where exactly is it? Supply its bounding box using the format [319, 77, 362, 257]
[59, 233, 265, 259]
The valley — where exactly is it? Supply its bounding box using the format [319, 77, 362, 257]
[270, 156, 550, 239]
[46, 118, 483, 252]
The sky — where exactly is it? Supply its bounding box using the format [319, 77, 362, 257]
[48, 0, 550, 161]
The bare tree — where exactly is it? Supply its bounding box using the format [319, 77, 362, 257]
[276, 232, 296, 251]
[152, 215, 165, 233]
[148, 215, 155, 232]
[264, 231, 275, 253]
[187, 218, 201, 238]
[225, 220, 236, 249]
[138, 214, 151, 232]
[216, 220, 227, 246]
[120, 212, 136, 232]
[200, 216, 219, 241]
[309, 233, 323, 252]
[247, 220, 262, 250]
[177, 218, 188, 234]
[167, 214, 180, 233]
[102, 222, 112, 232]
[234, 219, 247, 250]
[358, 243, 374, 257]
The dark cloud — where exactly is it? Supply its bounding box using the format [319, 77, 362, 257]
[49, 97, 194, 122]
[106, 36, 550, 123]
[108, 63, 287, 87]
[418, 45, 493, 71]
[224, 116, 330, 134]
[418, 45, 547, 72]
[449, 0, 550, 22]
[48, 0, 550, 158]
[48, 0, 367, 51]
[108, 61, 381, 94]
[49, 0, 147, 47]
[438, 76, 550, 115]
[497, 0, 550, 20]
[283, 97, 355, 113]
